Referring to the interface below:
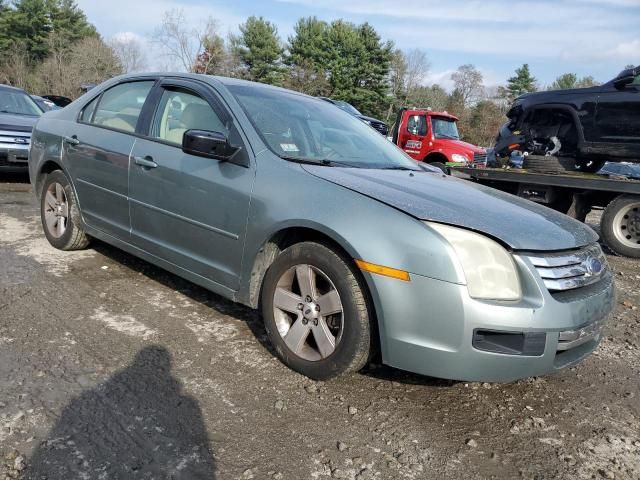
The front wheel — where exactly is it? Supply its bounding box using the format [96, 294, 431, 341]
[261, 242, 372, 380]
[601, 195, 640, 258]
[40, 170, 90, 251]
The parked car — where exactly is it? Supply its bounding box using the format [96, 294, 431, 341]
[318, 97, 388, 136]
[29, 74, 615, 382]
[42, 95, 72, 108]
[391, 107, 486, 171]
[0, 84, 42, 171]
[494, 65, 640, 173]
[31, 95, 60, 112]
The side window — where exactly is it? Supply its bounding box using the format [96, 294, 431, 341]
[632, 73, 640, 86]
[79, 96, 99, 123]
[92, 81, 154, 133]
[152, 88, 228, 146]
[406, 115, 427, 136]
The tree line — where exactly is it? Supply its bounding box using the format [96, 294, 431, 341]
[0, 1, 613, 147]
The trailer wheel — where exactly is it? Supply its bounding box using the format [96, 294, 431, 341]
[601, 195, 640, 258]
[523, 155, 576, 173]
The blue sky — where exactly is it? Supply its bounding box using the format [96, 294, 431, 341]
[76, 0, 640, 90]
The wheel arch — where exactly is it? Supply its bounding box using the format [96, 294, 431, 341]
[243, 224, 361, 310]
[35, 159, 65, 195]
[242, 223, 382, 359]
[424, 152, 449, 164]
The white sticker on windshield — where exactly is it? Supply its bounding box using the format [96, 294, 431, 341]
[280, 143, 299, 152]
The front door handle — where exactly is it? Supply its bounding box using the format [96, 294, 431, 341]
[63, 135, 80, 146]
[134, 156, 158, 169]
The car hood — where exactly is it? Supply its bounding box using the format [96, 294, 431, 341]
[0, 112, 39, 132]
[443, 139, 485, 154]
[302, 166, 597, 251]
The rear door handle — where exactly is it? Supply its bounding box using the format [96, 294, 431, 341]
[63, 135, 80, 146]
[134, 156, 158, 169]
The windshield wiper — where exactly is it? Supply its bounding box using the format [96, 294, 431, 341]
[280, 156, 358, 168]
[375, 166, 420, 171]
[437, 134, 459, 140]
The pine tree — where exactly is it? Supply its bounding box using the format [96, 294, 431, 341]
[505, 64, 537, 100]
[235, 16, 283, 85]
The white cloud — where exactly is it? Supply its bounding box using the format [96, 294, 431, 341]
[607, 39, 640, 61]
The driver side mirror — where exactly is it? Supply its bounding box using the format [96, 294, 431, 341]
[613, 67, 638, 89]
[182, 129, 240, 161]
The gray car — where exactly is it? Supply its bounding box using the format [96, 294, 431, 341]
[1, 84, 42, 172]
[28, 73, 616, 381]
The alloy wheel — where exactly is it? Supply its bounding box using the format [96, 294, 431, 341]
[43, 182, 68, 238]
[272, 264, 344, 361]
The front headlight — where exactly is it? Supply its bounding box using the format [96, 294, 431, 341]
[451, 153, 468, 163]
[428, 223, 521, 301]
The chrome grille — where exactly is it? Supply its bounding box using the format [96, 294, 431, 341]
[473, 152, 487, 166]
[524, 244, 608, 292]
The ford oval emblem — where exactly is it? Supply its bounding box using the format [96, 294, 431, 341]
[585, 257, 603, 276]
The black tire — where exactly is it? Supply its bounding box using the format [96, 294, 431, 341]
[428, 161, 450, 175]
[261, 242, 372, 380]
[575, 158, 606, 173]
[600, 195, 640, 258]
[40, 170, 90, 251]
[523, 155, 576, 173]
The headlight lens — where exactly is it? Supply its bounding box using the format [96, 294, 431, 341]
[428, 223, 521, 300]
[451, 153, 468, 163]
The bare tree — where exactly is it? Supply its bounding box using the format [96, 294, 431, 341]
[403, 49, 430, 101]
[153, 9, 220, 72]
[0, 42, 32, 90]
[451, 64, 484, 107]
[33, 36, 122, 98]
[385, 48, 430, 122]
[109, 34, 147, 73]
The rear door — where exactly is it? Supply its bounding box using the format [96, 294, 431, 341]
[64, 80, 155, 238]
[128, 79, 254, 291]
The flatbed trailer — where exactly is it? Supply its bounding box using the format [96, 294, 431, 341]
[452, 166, 640, 258]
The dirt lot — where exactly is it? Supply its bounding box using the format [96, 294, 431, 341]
[0, 173, 639, 480]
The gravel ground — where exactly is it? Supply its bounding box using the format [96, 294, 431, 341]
[1, 173, 639, 480]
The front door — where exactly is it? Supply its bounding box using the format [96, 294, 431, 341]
[64, 80, 155, 238]
[595, 74, 640, 159]
[128, 80, 254, 291]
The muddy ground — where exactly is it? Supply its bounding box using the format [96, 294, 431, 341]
[0, 173, 639, 480]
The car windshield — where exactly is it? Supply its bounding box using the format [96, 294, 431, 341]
[333, 100, 362, 116]
[229, 85, 419, 170]
[0, 90, 43, 116]
[432, 117, 460, 140]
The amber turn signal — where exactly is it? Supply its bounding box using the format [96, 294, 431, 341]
[355, 260, 410, 282]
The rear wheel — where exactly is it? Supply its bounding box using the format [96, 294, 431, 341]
[601, 195, 640, 258]
[261, 242, 372, 380]
[40, 170, 90, 251]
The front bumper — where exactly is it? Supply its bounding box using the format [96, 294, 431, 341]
[369, 255, 616, 382]
[0, 143, 30, 170]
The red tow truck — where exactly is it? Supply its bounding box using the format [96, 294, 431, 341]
[391, 107, 486, 170]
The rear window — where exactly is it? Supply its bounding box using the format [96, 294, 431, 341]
[91, 81, 154, 133]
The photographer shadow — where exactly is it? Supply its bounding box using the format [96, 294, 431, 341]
[27, 346, 215, 479]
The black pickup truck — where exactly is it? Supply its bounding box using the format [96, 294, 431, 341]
[494, 65, 640, 173]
